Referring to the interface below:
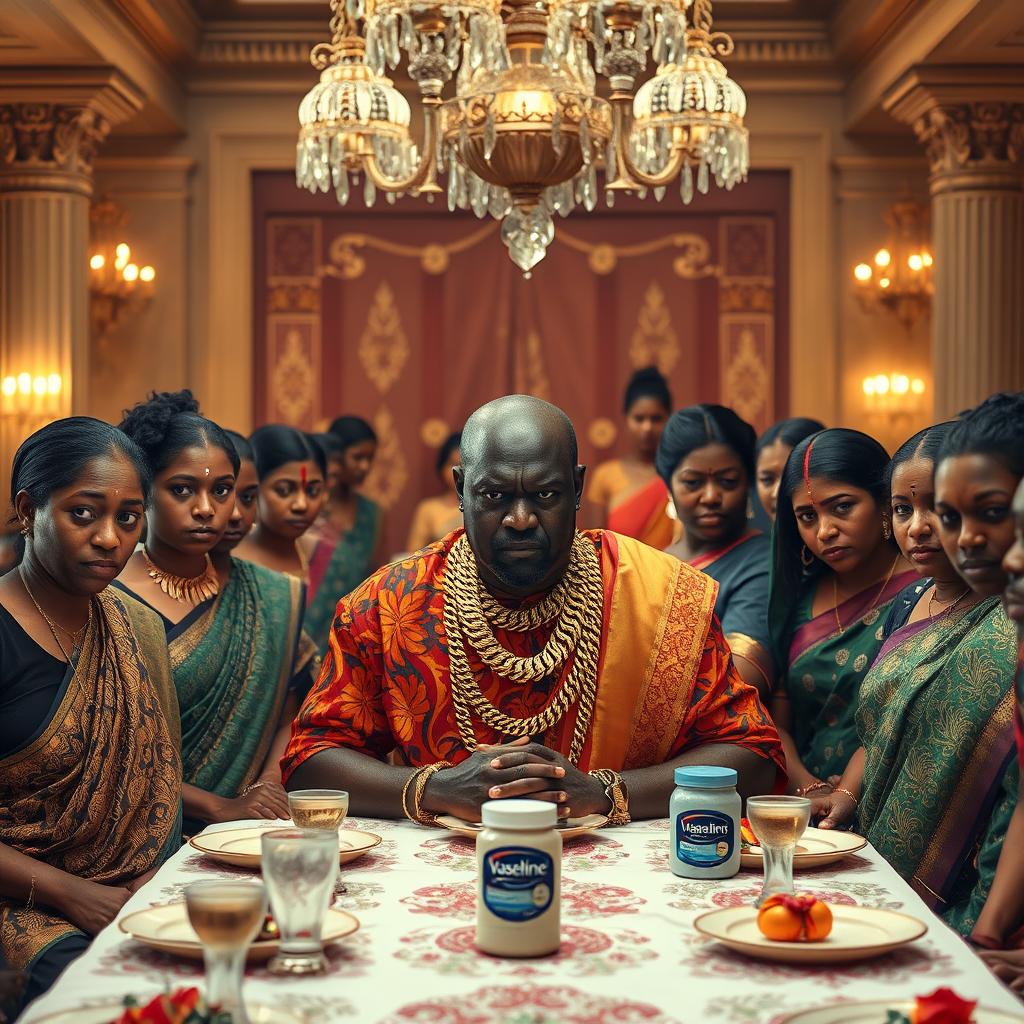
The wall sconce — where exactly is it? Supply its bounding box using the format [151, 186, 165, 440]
[1, 372, 64, 417]
[862, 373, 926, 416]
[89, 199, 156, 342]
[852, 200, 932, 332]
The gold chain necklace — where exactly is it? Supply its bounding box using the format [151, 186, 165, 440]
[442, 533, 604, 764]
[20, 570, 93, 666]
[143, 549, 220, 603]
[832, 554, 900, 637]
[927, 584, 971, 620]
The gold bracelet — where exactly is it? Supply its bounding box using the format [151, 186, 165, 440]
[412, 761, 452, 825]
[26, 875, 36, 912]
[241, 781, 265, 797]
[588, 768, 630, 826]
[833, 786, 859, 808]
[795, 781, 831, 797]
[400, 769, 421, 823]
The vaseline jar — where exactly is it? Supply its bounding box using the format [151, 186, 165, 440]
[669, 765, 741, 879]
[476, 799, 561, 957]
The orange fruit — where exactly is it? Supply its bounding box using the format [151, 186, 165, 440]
[757, 893, 833, 942]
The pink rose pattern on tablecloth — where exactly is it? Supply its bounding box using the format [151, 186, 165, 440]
[400, 879, 646, 920]
[376, 981, 682, 1024]
[392, 924, 657, 977]
[414, 834, 630, 872]
[334, 878, 385, 912]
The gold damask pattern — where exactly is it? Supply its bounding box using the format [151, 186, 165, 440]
[513, 330, 552, 401]
[359, 282, 409, 394]
[588, 418, 618, 449]
[323, 225, 497, 280]
[362, 406, 408, 510]
[629, 282, 680, 374]
[721, 324, 771, 427]
[557, 229, 719, 279]
[270, 328, 316, 424]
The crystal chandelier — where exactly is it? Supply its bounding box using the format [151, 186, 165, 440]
[297, 0, 748, 275]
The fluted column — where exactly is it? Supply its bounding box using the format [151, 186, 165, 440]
[0, 73, 141, 503]
[887, 76, 1024, 417]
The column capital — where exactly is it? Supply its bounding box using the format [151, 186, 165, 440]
[0, 68, 144, 196]
[884, 67, 1024, 193]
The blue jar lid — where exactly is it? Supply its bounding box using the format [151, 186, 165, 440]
[674, 765, 738, 789]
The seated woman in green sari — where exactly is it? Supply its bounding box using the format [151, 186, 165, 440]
[303, 416, 382, 653]
[0, 418, 181, 1016]
[658, 404, 774, 697]
[810, 418, 1018, 934]
[768, 428, 915, 796]
[115, 392, 314, 833]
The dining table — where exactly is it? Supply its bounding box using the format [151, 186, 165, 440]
[19, 816, 1024, 1024]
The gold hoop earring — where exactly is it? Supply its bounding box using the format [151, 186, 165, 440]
[800, 544, 815, 568]
[19, 520, 29, 537]
[882, 516, 892, 541]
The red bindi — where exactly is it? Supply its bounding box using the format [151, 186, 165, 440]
[300, 465, 308, 487]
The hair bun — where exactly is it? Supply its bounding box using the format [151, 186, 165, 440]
[120, 389, 201, 452]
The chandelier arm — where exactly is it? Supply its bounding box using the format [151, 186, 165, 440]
[610, 95, 688, 190]
[362, 98, 441, 193]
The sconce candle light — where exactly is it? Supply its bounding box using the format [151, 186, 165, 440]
[89, 200, 156, 342]
[861, 372, 926, 417]
[1, 372, 64, 416]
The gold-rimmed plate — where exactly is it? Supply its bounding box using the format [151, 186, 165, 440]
[741, 827, 868, 870]
[189, 826, 382, 868]
[778, 1002, 1024, 1024]
[693, 905, 927, 964]
[118, 902, 359, 962]
[31, 1003, 306, 1023]
[435, 813, 608, 840]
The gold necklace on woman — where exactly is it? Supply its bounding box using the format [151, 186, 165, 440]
[143, 549, 220, 603]
[832, 554, 900, 637]
[442, 532, 604, 765]
[927, 584, 971, 620]
[19, 570, 93, 667]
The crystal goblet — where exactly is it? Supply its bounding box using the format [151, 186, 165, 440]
[745, 795, 811, 907]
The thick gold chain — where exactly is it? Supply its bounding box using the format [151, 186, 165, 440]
[442, 533, 604, 764]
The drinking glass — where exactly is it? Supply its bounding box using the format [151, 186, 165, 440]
[184, 880, 266, 1024]
[260, 827, 338, 975]
[287, 789, 349, 832]
[745, 795, 811, 907]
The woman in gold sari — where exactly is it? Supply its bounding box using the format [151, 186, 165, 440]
[0, 418, 182, 1016]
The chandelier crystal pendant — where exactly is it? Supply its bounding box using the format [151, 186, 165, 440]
[296, 0, 749, 275]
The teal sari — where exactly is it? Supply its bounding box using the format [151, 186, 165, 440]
[857, 599, 1018, 933]
[305, 495, 380, 652]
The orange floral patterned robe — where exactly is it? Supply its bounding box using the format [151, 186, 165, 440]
[282, 530, 784, 778]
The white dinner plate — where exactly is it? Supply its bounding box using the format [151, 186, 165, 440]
[779, 1001, 1024, 1024]
[118, 902, 359, 962]
[741, 826, 868, 870]
[31, 1003, 305, 1023]
[435, 812, 608, 840]
[189, 825, 381, 868]
[693, 905, 928, 964]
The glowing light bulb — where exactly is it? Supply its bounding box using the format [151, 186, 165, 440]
[1, 377, 15, 397]
[47, 374, 62, 395]
[911, 378, 926, 395]
[893, 374, 910, 395]
[115, 243, 130, 261]
[908, 254, 924, 272]
[139, 265, 155, 283]
[863, 378, 876, 396]
[879, 277, 891, 289]
[32, 376, 47, 396]
[854, 263, 872, 282]
[17, 373, 31, 395]
[123, 263, 140, 283]
[874, 375, 890, 395]
[89, 253, 106, 271]
[922, 253, 933, 268]
[874, 248, 891, 268]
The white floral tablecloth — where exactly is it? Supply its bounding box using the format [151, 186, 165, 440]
[21, 817, 1024, 1024]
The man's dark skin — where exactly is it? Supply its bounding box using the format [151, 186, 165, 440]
[287, 396, 777, 819]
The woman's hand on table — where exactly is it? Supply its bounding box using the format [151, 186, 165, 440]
[978, 948, 1024, 993]
[811, 790, 858, 830]
[215, 782, 290, 822]
[55, 877, 132, 936]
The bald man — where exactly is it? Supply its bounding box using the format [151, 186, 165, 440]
[282, 396, 783, 822]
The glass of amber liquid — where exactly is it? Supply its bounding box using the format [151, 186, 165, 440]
[184, 880, 266, 1024]
[288, 789, 349, 832]
[745, 795, 811, 907]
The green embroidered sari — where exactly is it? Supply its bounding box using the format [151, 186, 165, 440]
[305, 494, 380, 653]
[783, 571, 917, 780]
[857, 598, 1018, 933]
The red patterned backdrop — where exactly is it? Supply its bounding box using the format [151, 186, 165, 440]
[253, 170, 789, 556]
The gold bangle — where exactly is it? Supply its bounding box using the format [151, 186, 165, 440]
[795, 781, 831, 797]
[412, 761, 452, 825]
[241, 781, 265, 797]
[833, 786, 859, 808]
[588, 768, 630, 826]
[400, 769, 421, 823]
[26, 875, 36, 912]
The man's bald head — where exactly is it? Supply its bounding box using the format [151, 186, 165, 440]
[454, 396, 585, 597]
[460, 396, 578, 479]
